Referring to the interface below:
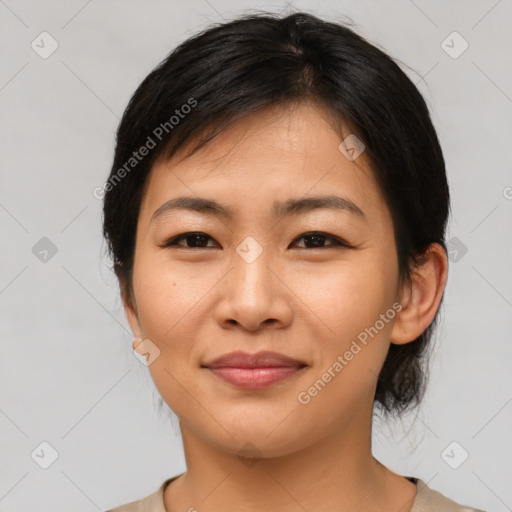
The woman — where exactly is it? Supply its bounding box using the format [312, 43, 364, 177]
[102, 11, 485, 512]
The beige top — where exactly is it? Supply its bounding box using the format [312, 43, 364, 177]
[106, 475, 486, 512]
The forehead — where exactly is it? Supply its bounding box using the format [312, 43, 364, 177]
[139, 102, 390, 225]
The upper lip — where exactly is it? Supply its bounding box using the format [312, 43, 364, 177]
[202, 351, 307, 369]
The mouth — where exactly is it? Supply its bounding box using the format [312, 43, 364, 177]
[201, 351, 308, 389]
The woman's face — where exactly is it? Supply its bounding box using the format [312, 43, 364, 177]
[125, 102, 406, 457]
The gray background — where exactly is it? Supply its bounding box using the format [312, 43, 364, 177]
[1, 0, 511, 510]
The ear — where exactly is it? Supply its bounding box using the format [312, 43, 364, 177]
[120, 282, 143, 341]
[390, 243, 449, 345]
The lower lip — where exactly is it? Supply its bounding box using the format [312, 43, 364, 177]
[207, 366, 305, 388]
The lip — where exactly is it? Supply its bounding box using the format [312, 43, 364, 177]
[202, 351, 307, 389]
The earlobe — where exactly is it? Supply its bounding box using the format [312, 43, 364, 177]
[390, 243, 449, 345]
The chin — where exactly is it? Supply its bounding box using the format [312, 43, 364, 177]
[216, 433, 304, 460]
[202, 416, 314, 459]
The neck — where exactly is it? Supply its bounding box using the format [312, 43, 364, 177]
[164, 404, 417, 512]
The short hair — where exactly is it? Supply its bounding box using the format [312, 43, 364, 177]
[102, 11, 450, 417]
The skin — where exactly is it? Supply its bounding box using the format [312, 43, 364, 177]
[122, 101, 448, 512]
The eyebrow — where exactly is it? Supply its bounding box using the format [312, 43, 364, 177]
[150, 194, 366, 223]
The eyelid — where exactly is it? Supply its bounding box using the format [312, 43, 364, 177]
[291, 231, 352, 248]
[159, 232, 220, 249]
[159, 231, 353, 249]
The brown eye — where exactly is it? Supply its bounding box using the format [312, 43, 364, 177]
[163, 232, 219, 248]
[291, 232, 350, 249]
[161, 231, 351, 250]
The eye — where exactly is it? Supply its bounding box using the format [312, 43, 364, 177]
[290, 232, 351, 249]
[161, 231, 351, 249]
[162, 232, 219, 249]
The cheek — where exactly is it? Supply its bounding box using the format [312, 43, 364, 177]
[301, 259, 399, 402]
[132, 269, 206, 414]
[132, 257, 207, 342]
[302, 258, 396, 336]
[293, 266, 396, 416]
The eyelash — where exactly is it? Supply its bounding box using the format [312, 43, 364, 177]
[160, 231, 352, 250]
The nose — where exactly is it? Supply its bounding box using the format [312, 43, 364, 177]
[214, 244, 294, 332]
